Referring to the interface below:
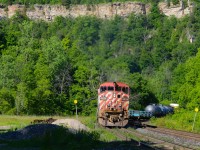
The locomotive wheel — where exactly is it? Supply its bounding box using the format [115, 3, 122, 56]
[98, 117, 128, 127]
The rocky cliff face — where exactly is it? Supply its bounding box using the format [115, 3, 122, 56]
[0, 2, 193, 21]
[159, 2, 193, 18]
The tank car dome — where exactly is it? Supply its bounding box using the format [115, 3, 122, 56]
[145, 105, 154, 114]
[145, 104, 162, 116]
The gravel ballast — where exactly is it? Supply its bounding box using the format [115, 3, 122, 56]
[136, 128, 200, 149]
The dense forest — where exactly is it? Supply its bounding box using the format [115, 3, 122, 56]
[0, 0, 200, 115]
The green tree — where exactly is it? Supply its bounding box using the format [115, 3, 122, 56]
[128, 73, 158, 110]
[0, 88, 15, 114]
[61, 0, 71, 8]
[171, 48, 200, 109]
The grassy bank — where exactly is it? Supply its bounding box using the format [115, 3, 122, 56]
[0, 115, 141, 150]
[0, 115, 64, 130]
[150, 109, 200, 133]
[78, 115, 118, 141]
[0, 115, 118, 142]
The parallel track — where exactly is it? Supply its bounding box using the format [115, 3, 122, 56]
[101, 122, 200, 149]
[105, 127, 193, 150]
[120, 128, 192, 150]
[105, 127, 155, 149]
[146, 127, 200, 142]
[105, 127, 129, 141]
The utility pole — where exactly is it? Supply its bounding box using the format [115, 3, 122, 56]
[74, 100, 78, 120]
[192, 108, 198, 131]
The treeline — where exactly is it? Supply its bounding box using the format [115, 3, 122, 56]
[0, 2, 200, 115]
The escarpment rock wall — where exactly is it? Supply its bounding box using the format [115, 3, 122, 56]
[0, 2, 150, 21]
[28, 2, 150, 21]
[159, 2, 193, 18]
[0, 2, 193, 21]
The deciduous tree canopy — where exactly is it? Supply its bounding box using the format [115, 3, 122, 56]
[0, 1, 200, 115]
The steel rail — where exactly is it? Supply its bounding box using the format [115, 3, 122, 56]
[121, 128, 194, 150]
[146, 127, 200, 142]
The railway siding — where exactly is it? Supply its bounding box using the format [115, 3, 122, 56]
[104, 126, 195, 149]
[137, 127, 200, 149]
[105, 127, 155, 150]
[121, 128, 188, 150]
[146, 127, 200, 143]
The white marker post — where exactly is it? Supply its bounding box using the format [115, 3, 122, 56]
[74, 100, 78, 120]
[192, 108, 198, 131]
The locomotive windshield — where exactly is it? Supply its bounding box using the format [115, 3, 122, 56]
[100, 86, 114, 92]
[108, 86, 114, 91]
[100, 86, 107, 92]
[115, 86, 121, 91]
[122, 87, 129, 94]
[100, 86, 129, 93]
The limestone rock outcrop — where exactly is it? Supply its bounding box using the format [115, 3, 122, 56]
[0, 2, 193, 21]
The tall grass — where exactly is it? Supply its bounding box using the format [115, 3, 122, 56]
[0, 115, 119, 142]
[78, 115, 118, 141]
[0, 115, 127, 149]
[150, 109, 200, 133]
[0, 115, 64, 130]
[1, 127, 101, 150]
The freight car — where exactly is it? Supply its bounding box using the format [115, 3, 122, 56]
[145, 104, 174, 117]
[97, 82, 130, 127]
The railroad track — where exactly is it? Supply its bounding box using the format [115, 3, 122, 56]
[104, 127, 155, 149]
[146, 127, 200, 142]
[105, 127, 191, 150]
[105, 127, 130, 141]
[120, 128, 193, 150]
[103, 125, 200, 149]
[144, 127, 200, 149]
[128, 120, 200, 149]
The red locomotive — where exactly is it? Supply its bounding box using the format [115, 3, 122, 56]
[97, 82, 130, 127]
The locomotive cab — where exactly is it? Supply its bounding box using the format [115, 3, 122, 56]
[97, 82, 130, 127]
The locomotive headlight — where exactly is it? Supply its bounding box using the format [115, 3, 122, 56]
[113, 93, 116, 98]
[100, 95, 107, 100]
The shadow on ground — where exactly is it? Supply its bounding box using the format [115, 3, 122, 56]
[0, 124, 157, 150]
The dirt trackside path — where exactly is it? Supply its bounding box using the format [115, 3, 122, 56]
[52, 119, 89, 132]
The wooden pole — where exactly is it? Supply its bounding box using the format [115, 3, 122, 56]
[192, 111, 197, 131]
[76, 104, 78, 120]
